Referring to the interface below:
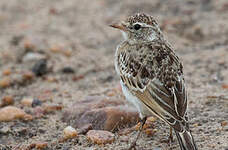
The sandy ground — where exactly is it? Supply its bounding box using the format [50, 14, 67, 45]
[0, 0, 228, 149]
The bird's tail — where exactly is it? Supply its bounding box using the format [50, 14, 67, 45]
[175, 130, 198, 150]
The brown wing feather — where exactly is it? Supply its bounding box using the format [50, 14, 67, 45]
[118, 41, 188, 132]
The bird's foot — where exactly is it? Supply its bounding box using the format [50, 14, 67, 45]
[160, 135, 174, 145]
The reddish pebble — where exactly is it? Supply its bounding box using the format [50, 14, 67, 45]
[0, 106, 32, 122]
[2, 69, 11, 76]
[72, 75, 84, 81]
[22, 71, 35, 81]
[222, 84, 228, 89]
[144, 128, 156, 136]
[63, 126, 78, 139]
[0, 77, 11, 88]
[35, 142, 48, 149]
[0, 96, 14, 107]
[43, 104, 63, 113]
[21, 97, 33, 107]
[87, 130, 115, 145]
[221, 121, 227, 127]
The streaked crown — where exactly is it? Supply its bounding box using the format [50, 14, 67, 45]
[126, 13, 158, 26]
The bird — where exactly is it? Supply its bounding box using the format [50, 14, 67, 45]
[110, 13, 198, 150]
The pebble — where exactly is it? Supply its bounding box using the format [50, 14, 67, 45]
[32, 99, 42, 107]
[0, 106, 32, 122]
[21, 97, 33, 106]
[32, 59, 48, 76]
[22, 52, 46, 63]
[49, 45, 72, 57]
[2, 69, 12, 76]
[22, 71, 35, 81]
[62, 96, 139, 131]
[61, 67, 75, 74]
[0, 77, 11, 88]
[0, 96, 14, 107]
[35, 142, 48, 149]
[87, 130, 115, 145]
[221, 121, 227, 127]
[63, 126, 78, 139]
[222, 84, 228, 89]
[43, 104, 63, 113]
[144, 128, 157, 136]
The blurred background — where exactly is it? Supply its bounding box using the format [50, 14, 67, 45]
[0, 0, 227, 149]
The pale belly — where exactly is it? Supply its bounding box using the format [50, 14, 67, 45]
[120, 81, 151, 119]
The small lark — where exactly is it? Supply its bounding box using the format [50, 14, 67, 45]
[110, 13, 197, 150]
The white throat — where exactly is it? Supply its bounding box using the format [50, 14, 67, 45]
[121, 31, 128, 40]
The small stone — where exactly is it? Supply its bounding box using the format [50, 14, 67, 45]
[22, 52, 46, 63]
[21, 97, 33, 107]
[2, 69, 12, 76]
[49, 45, 62, 53]
[32, 99, 42, 107]
[62, 96, 139, 131]
[22, 71, 35, 81]
[23, 39, 36, 51]
[0, 106, 32, 122]
[35, 142, 48, 149]
[63, 49, 72, 57]
[63, 126, 78, 139]
[222, 84, 228, 89]
[193, 123, 199, 127]
[43, 104, 63, 113]
[45, 76, 58, 83]
[144, 128, 157, 136]
[32, 59, 48, 76]
[87, 130, 115, 145]
[61, 67, 75, 74]
[72, 75, 84, 81]
[0, 77, 11, 88]
[221, 121, 227, 127]
[142, 117, 156, 129]
[49, 45, 72, 57]
[0, 96, 14, 107]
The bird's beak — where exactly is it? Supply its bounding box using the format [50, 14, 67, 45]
[109, 22, 127, 31]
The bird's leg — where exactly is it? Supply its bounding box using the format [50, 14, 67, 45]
[128, 117, 147, 150]
[160, 127, 174, 144]
[168, 127, 174, 143]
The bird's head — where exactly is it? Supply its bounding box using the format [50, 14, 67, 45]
[110, 13, 163, 43]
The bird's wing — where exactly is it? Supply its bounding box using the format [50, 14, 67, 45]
[118, 42, 188, 132]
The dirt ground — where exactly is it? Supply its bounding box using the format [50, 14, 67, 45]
[0, 0, 228, 149]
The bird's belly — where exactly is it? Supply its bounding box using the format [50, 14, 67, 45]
[120, 81, 151, 119]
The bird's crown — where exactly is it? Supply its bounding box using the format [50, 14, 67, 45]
[126, 13, 157, 26]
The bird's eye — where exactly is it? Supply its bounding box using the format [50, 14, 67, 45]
[133, 24, 141, 30]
